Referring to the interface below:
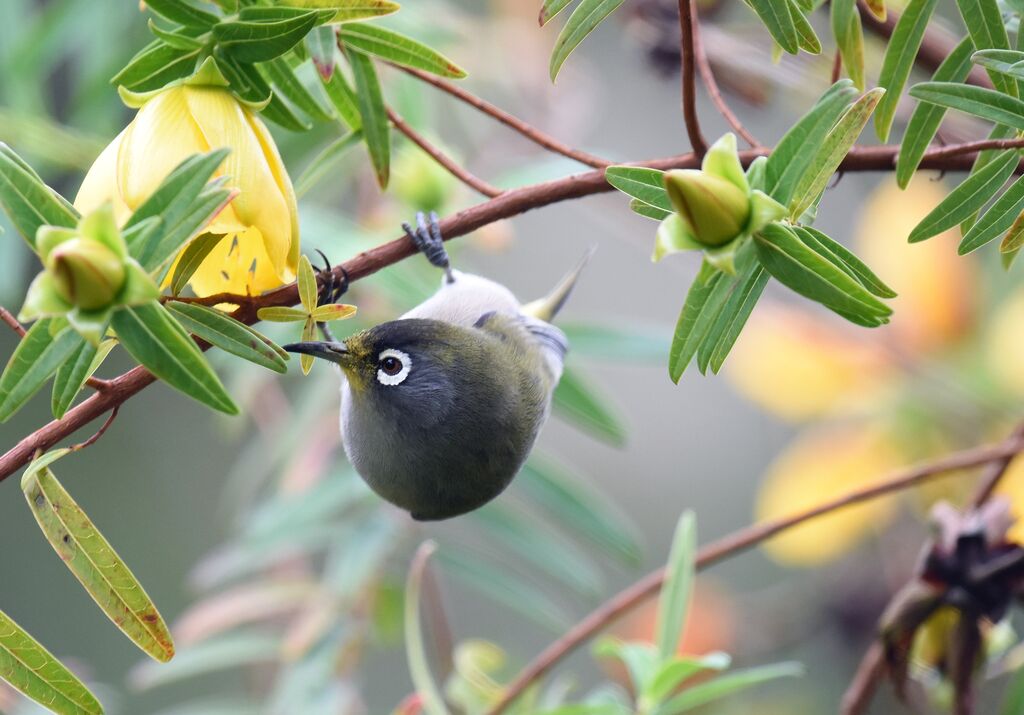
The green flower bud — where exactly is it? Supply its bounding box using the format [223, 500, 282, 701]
[663, 169, 751, 247]
[46, 238, 126, 310]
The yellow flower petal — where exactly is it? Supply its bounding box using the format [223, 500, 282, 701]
[855, 178, 978, 354]
[756, 426, 903, 566]
[184, 86, 293, 283]
[995, 454, 1024, 546]
[245, 109, 299, 277]
[74, 128, 132, 224]
[726, 305, 893, 421]
[186, 227, 285, 297]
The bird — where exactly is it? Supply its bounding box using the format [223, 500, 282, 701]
[284, 212, 590, 521]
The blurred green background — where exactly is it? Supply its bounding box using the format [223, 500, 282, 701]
[3, 1, 1024, 713]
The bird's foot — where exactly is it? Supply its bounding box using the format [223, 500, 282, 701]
[402, 211, 454, 284]
[313, 249, 349, 343]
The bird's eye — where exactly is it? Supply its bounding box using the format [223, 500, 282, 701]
[377, 349, 411, 386]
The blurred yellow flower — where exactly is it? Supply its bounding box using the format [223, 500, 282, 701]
[856, 178, 977, 355]
[75, 78, 299, 297]
[756, 426, 903, 566]
[986, 289, 1024, 398]
[726, 305, 893, 421]
[995, 455, 1024, 545]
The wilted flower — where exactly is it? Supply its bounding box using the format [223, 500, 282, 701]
[19, 203, 158, 342]
[657, 133, 784, 271]
[75, 58, 300, 298]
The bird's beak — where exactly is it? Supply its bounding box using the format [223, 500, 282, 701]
[282, 340, 350, 365]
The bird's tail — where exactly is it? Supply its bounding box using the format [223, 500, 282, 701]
[521, 246, 596, 323]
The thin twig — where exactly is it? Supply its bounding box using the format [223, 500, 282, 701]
[831, 49, 843, 84]
[971, 421, 1024, 505]
[0, 305, 110, 392]
[70, 406, 119, 452]
[690, 2, 761, 148]
[390, 64, 612, 169]
[678, 0, 707, 157]
[485, 430, 1024, 715]
[386, 106, 503, 198]
[840, 642, 886, 715]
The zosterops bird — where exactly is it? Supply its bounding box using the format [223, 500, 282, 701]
[285, 213, 589, 521]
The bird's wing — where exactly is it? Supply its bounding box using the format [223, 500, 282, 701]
[400, 270, 521, 326]
[474, 311, 568, 385]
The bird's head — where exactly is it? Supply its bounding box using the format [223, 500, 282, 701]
[283, 318, 466, 414]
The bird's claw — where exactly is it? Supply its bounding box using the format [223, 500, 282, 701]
[313, 249, 348, 343]
[402, 211, 454, 284]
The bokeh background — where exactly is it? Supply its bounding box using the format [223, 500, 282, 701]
[2, 0, 1024, 713]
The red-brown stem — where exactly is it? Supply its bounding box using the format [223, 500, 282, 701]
[70, 405, 119, 452]
[840, 642, 886, 715]
[0, 305, 110, 392]
[386, 106, 503, 198]
[485, 431, 1024, 715]
[691, 2, 761, 148]
[390, 65, 612, 169]
[832, 49, 843, 84]
[678, 0, 707, 157]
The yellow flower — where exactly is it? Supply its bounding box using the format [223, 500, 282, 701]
[755, 425, 903, 566]
[74, 79, 299, 297]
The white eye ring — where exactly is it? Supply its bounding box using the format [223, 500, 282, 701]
[377, 349, 412, 386]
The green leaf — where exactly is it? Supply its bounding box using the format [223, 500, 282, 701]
[165, 302, 288, 373]
[0, 143, 78, 247]
[958, 174, 1024, 254]
[791, 226, 896, 297]
[1001, 211, 1024, 254]
[214, 51, 312, 131]
[346, 48, 390, 188]
[321, 70, 362, 130]
[148, 20, 207, 51]
[896, 37, 975, 188]
[656, 511, 696, 660]
[954, 0, 1016, 96]
[746, 0, 799, 55]
[655, 662, 804, 714]
[339, 23, 467, 78]
[698, 259, 769, 374]
[668, 261, 724, 382]
[258, 57, 333, 122]
[51, 338, 103, 419]
[213, 11, 320, 63]
[753, 223, 891, 326]
[831, 0, 864, 90]
[144, 0, 219, 27]
[788, 0, 822, 54]
[908, 82, 1024, 131]
[297, 254, 318, 312]
[111, 41, 202, 92]
[972, 49, 1024, 79]
[595, 640, 659, 693]
[111, 302, 238, 414]
[296, 130, 363, 196]
[278, 0, 400, 24]
[306, 25, 336, 78]
[907, 148, 1017, 242]
[552, 365, 626, 446]
[549, 0, 626, 81]
[520, 457, 641, 566]
[0, 608, 103, 715]
[0, 319, 82, 422]
[605, 166, 673, 212]
[540, 0, 575, 25]
[874, 0, 939, 141]
[630, 199, 672, 221]
[170, 233, 227, 295]
[643, 653, 732, 707]
[788, 88, 884, 219]
[22, 464, 175, 662]
[256, 306, 309, 322]
[765, 80, 858, 205]
[405, 543, 452, 715]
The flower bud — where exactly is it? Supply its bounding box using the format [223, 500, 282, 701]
[46, 238, 126, 310]
[663, 170, 751, 247]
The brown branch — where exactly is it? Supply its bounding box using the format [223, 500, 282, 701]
[971, 421, 1024, 505]
[391, 65, 612, 169]
[678, 0, 707, 157]
[70, 406, 119, 452]
[386, 106, 503, 198]
[0, 305, 110, 392]
[485, 431, 1024, 715]
[691, 3, 761, 148]
[840, 642, 886, 715]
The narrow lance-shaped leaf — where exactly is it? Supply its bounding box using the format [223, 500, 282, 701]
[166, 302, 289, 373]
[541, 0, 575, 25]
[907, 148, 1017, 242]
[307, 25, 336, 78]
[405, 542, 452, 715]
[0, 143, 78, 247]
[0, 608, 103, 715]
[213, 11, 320, 64]
[143, 0, 219, 27]
[658, 662, 804, 713]
[552, 365, 627, 446]
[908, 82, 1024, 132]
[700, 261, 769, 374]
[788, 0, 822, 54]
[22, 462, 175, 662]
[549, 0, 626, 81]
[296, 130, 363, 196]
[346, 47, 390, 188]
[792, 226, 896, 297]
[958, 174, 1024, 254]
[788, 88, 885, 220]
[110, 41, 202, 93]
[874, 0, 940, 141]
[669, 261, 724, 382]
[656, 511, 697, 660]
[896, 36, 974, 188]
[170, 232, 226, 295]
[831, 0, 865, 90]
[339, 23, 467, 78]
[258, 57, 333, 122]
[605, 167, 673, 212]
[745, 0, 800, 55]
[954, 0, 1016, 96]
[321, 69, 362, 130]
[111, 301, 238, 414]
[278, 0, 400, 24]
[51, 338, 116, 420]
[0, 319, 83, 422]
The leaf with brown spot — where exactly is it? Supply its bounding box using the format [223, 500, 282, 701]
[21, 461, 175, 663]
